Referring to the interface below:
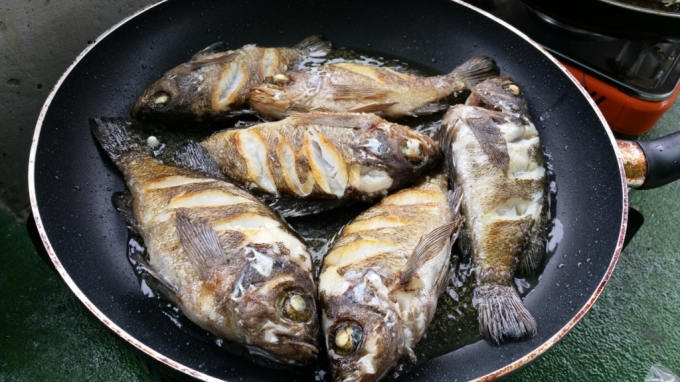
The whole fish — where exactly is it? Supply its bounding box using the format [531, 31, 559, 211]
[131, 35, 330, 122]
[199, 112, 442, 213]
[248, 55, 499, 120]
[90, 118, 319, 364]
[318, 170, 463, 382]
[436, 76, 548, 343]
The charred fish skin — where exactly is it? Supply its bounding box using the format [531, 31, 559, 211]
[248, 55, 499, 120]
[90, 118, 319, 365]
[131, 35, 330, 122]
[199, 112, 442, 205]
[318, 170, 463, 382]
[437, 76, 547, 344]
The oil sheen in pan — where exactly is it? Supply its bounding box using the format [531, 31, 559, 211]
[121, 46, 561, 376]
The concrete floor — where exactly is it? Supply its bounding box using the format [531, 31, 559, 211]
[0, 0, 154, 221]
[1, 1, 680, 381]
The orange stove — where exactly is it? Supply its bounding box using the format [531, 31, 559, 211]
[562, 62, 680, 136]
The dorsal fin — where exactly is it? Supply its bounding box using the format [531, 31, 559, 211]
[293, 35, 331, 56]
[188, 50, 240, 70]
[190, 42, 224, 61]
[464, 110, 510, 175]
[175, 210, 226, 279]
[400, 219, 463, 285]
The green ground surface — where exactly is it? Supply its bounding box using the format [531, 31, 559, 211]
[1, 106, 679, 381]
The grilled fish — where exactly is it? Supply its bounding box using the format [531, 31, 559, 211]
[90, 118, 319, 364]
[131, 35, 330, 122]
[199, 112, 442, 209]
[248, 55, 499, 120]
[318, 170, 463, 382]
[436, 76, 548, 343]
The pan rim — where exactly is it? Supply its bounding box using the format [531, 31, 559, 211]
[26, 0, 629, 381]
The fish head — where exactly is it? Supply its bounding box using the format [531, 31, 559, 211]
[322, 291, 402, 382]
[357, 122, 442, 189]
[229, 253, 319, 365]
[131, 64, 206, 122]
[466, 76, 529, 116]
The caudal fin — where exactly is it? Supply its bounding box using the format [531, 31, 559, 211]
[90, 117, 146, 166]
[449, 55, 500, 89]
[294, 35, 331, 57]
[474, 284, 537, 344]
[173, 140, 226, 181]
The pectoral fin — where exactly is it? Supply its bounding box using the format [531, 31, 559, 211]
[465, 111, 510, 175]
[175, 210, 226, 279]
[400, 219, 462, 285]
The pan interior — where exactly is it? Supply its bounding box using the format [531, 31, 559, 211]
[31, 0, 625, 380]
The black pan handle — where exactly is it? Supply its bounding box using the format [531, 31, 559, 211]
[636, 131, 680, 190]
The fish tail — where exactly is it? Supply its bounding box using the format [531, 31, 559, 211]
[173, 140, 226, 180]
[90, 117, 147, 166]
[294, 35, 331, 56]
[448, 55, 500, 89]
[474, 283, 537, 344]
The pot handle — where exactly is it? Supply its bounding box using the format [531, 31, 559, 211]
[617, 131, 680, 190]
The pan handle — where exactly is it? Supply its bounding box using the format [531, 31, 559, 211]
[617, 131, 680, 190]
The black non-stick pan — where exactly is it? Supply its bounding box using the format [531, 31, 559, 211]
[27, 0, 680, 381]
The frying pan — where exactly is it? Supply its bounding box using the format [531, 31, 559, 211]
[519, 0, 680, 41]
[26, 0, 680, 381]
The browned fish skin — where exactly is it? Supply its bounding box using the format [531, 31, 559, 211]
[131, 36, 330, 122]
[318, 170, 462, 382]
[248, 55, 499, 120]
[199, 112, 442, 203]
[437, 76, 547, 344]
[90, 118, 319, 364]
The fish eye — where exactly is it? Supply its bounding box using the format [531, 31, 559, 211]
[276, 290, 313, 323]
[151, 92, 170, 108]
[400, 139, 425, 164]
[330, 321, 363, 356]
[504, 84, 521, 96]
